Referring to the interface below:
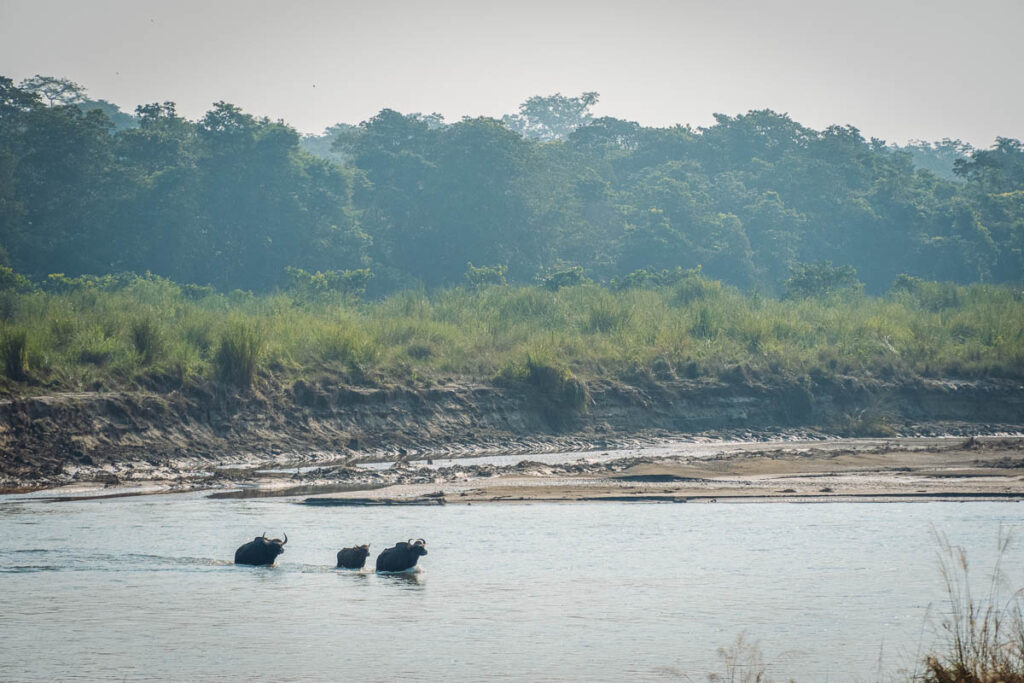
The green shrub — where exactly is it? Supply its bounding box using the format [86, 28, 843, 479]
[538, 266, 589, 291]
[0, 266, 33, 293]
[76, 326, 119, 366]
[782, 261, 863, 299]
[690, 306, 719, 339]
[890, 274, 962, 311]
[674, 269, 722, 305]
[1, 328, 29, 380]
[465, 262, 508, 288]
[285, 266, 373, 302]
[584, 296, 631, 333]
[612, 266, 694, 291]
[130, 316, 165, 365]
[215, 321, 265, 388]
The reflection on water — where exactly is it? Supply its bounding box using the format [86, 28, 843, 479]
[0, 495, 1022, 681]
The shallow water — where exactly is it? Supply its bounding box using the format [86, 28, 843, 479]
[2, 495, 1023, 681]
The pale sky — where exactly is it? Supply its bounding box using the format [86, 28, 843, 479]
[1, 0, 1021, 145]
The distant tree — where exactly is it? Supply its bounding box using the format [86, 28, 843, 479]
[19, 75, 86, 106]
[503, 92, 599, 141]
[78, 98, 137, 130]
[896, 138, 972, 180]
[954, 137, 1024, 194]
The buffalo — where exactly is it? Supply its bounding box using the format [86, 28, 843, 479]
[375, 539, 427, 572]
[336, 544, 371, 569]
[234, 532, 288, 566]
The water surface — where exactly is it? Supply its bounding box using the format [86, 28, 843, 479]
[1, 495, 1022, 681]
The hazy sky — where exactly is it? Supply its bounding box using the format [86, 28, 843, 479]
[2, 0, 1021, 145]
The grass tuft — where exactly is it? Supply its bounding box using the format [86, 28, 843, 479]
[1, 328, 29, 380]
[214, 320, 265, 388]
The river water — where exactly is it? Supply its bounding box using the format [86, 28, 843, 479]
[2, 494, 1023, 681]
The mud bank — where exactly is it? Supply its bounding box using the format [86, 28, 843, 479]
[300, 436, 1024, 506]
[1, 375, 1021, 490]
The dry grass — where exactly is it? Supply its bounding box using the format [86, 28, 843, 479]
[916, 530, 1024, 683]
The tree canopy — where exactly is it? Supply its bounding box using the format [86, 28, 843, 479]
[1, 77, 1021, 295]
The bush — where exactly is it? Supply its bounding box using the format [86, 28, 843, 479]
[538, 266, 589, 291]
[465, 262, 508, 288]
[0, 266, 33, 293]
[1, 328, 29, 380]
[783, 261, 863, 299]
[584, 296, 630, 333]
[674, 268, 722, 305]
[891, 274, 962, 311]
[612, 266, 694, 291]
[215, 321, 265, 388]
[284, 266, 373, 302]
[130, 316, 165, 365]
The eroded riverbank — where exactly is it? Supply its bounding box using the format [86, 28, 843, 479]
[2, 374, 1022, 493]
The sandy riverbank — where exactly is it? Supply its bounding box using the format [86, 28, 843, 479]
[294, 436, 1024, 505]
[17, 435, 1024, 504]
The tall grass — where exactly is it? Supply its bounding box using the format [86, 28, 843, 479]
[919, 530, 1024, 683]
[1, 328, 29, 380]
[0, 272, 1020, 393]
[214, 320, 265, 388]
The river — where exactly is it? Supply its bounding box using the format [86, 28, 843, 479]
[2, 494, 1023, 681]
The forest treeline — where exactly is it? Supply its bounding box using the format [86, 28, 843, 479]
[1, 76, 1022, 296]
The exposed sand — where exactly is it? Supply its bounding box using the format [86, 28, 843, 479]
[11, 436, 1024, 504]
[301, 436, 1024, 505]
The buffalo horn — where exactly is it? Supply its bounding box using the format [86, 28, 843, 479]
[415, 538, 425, 546]
[281, 533, 288, 545]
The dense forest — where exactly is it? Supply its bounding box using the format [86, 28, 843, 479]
[1, 75, 1021, 297]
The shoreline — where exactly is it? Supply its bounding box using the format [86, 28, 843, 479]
[8, 434, 1024, 505]
[2, 374, 1023, 493]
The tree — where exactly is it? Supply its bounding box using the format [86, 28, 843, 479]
[18, 75, 86, 106]
[954, 137, 1024, 194]
[503, 92, 600, 141]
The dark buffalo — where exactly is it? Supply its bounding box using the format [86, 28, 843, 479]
[336, 544, 371, 569]
[375, 539, 427, 572]
[234, 532, 288, 566]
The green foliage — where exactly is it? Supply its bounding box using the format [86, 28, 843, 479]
[584, 293, 631, 333]
[611, 267, 695, 291]
[783, 262, 863, 299]
[502, 91, 600, 141]
[130, 316, 165, 365]
[464, 262, 508, 288]
[890, 274, 963, 311]
[284, 266, 373, 302]
[0, 327, 29, 380]
[0, 266, 33, 293]
[674, 268, 723, 305]
[539, 266, 590, 291]
[214, 320, 265, 388]
[1, 75, 1021, 297]
[45, 272, 138, 294]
